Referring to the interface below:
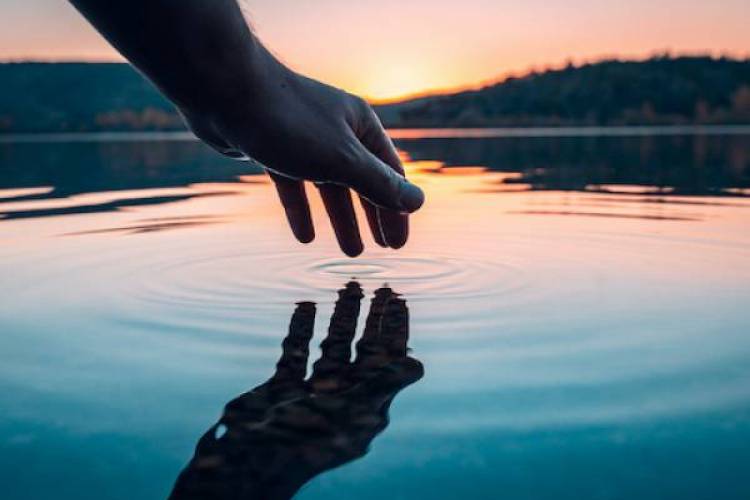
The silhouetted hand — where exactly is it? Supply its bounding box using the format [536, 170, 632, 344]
[170, 283, 423, 500]
[185, 61, 425, 256]
[68, 0, 424, 257]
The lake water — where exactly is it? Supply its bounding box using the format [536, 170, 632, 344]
[1, 128, 750, 499]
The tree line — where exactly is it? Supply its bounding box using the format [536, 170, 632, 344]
[1, 56, 749, 133]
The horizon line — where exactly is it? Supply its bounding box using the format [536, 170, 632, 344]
[2, 49, 749, 104]
[367, 50, 750, 104]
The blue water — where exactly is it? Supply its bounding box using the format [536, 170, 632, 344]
[1, 129, 749, 499]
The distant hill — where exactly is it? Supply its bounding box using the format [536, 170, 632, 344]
[0, 62, 181, 133]
[1, 56, 749, 134]
[381, 56, 750, 127]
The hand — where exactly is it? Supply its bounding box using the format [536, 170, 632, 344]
[182, 51, 424, 257]
[169, 282, 423, 500]
[68, 0, 423, 257]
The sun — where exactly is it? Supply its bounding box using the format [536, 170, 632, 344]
[353, 62, 437, 102]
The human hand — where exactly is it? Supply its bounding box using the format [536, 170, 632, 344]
[183, 51, 424, 257]
[68, 0, 423, 256]
[169, 282, 423, 500]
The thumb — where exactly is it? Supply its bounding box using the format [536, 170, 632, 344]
[346, 146, 425, 213]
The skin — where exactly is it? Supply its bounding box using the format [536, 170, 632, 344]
[67, 0, 425, 256]
[169, 283, 423, 499]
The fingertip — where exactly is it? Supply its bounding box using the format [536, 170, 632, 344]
[270, 173, 315, 245]
[342, 242, 365, 258]
[388, 238, 408, 250]
[380, 211, 409, 249]
[398, 181, 425, 213]
[287, 215, 315, 244]
[294, 227, 315, 244]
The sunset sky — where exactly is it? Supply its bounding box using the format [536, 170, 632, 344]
[1, 0, 748, 101]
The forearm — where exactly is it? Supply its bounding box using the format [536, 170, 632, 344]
[68, 0, 276, 114]
[70, 0, 423, 253]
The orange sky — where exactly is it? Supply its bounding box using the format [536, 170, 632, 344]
[1, 0, 748, 100]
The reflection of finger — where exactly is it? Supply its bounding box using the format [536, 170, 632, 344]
[318, 184, 364, 257]
[310, 282, 364, 389]
[269, 171, 315, 244]
[359, 287, 395, 340]
[359, 196, 387, 247]
[354, 287, 397, 367]
[271, 301, 316, 383]
[381, 297, 409, 357]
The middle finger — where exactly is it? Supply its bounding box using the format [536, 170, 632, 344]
[318, 183, 364, 257]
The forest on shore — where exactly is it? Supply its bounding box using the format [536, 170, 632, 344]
[1, 56, 749, 133]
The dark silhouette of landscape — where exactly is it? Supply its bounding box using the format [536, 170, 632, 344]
[383, 56, 750, 127]
[170, 283, 423, 500]
[1, 56, 749, 134]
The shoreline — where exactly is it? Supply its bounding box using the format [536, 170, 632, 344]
[1, 124, 750, 144]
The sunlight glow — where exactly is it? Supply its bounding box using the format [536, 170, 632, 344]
[0, 0, 748, 100]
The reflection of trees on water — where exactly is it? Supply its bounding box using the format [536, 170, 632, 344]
[0, 139, 260, 202]
[2, 133, 749, 222]
[396, 134, 750, 196]
[0, 139, 263, 221]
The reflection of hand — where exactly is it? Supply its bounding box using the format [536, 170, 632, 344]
[185, 52, 424, 256]
[170, 283, 423, 500]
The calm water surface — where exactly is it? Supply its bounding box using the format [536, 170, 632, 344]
[1, 129, 750, 499]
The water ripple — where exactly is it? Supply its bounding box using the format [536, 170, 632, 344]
[128, 250, 531, 318]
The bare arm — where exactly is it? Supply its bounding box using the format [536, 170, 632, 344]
[69, 0, 424, 256]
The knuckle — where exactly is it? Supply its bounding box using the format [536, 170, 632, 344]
[314, 141, 364, 184]
[338, 141, 367, 169]
[350, 94, 370, 114]
[346, 95, 378, 134]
